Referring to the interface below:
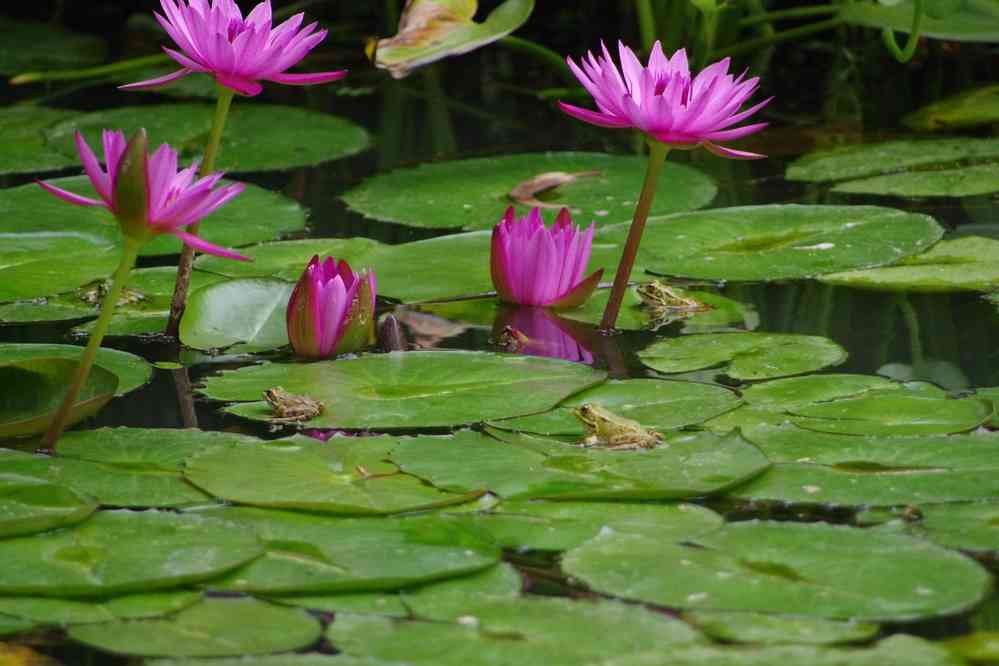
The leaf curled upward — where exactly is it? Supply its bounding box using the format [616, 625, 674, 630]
[508, 170, 602, 208]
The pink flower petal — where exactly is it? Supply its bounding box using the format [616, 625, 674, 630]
[702, 141, 767, 160]
[119, 67, 193, 91]
[267, 70, 348, 86]
[171, 229, 250, 260]
[36, 180, 104, 207]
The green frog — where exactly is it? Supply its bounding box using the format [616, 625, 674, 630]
[77, 279, 146, 307]
[263, 387, 324, 423]
[572, 403, 662, 450]
[636, 280, 709, 312]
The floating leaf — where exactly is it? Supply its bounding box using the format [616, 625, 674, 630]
[342, 152, 716, 231]
[0, 473, 96, 538]
[833, 163, 999, 198]
[790, 392, 992, 436]
[375, 0, 535, 79]
[741, 373, 899, 411]
[508, 170, 602, 208]
[402, 563, 523, 620]
[201, 351, 607, 430]
[859, 502, 999, 553]
[67, 597, 321, 658]
[0, 344, 151, 396]
[195, 238, 383, 282]
[0, 591, 202, 625]
[0, 106, 80, 176]
[562, 521, 991, 621]
[946, 632, 999, 664]
[639, 333, 847, 380]
[904, 85, 999, 131]
[0, 358, 117, 439]
[0, 509, 263, 597]
[0, 616, 37, 637]
[46, 104, 370, 173]
[840, 0, 999, 42]
[180, 278, 293, 352]
[684, 611, 879, 646]
[605, 205, 944, 282]
[0, 16, 105, 74]
[151, 657, 401, 666]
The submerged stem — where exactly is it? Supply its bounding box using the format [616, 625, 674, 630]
[164, 85, 236, 338]
[40, 238, 142, 451]
[599, 140, 669, 332]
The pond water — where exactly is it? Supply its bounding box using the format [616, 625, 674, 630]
[2, 2, 999, 665]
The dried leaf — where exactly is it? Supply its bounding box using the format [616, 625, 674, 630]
[508, 170, 602, 209]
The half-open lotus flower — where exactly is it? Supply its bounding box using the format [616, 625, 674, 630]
[38, 129, 247, 260]
[286, 255, 376, 359]
[560, 41, 770, 159]
[121, 0, 347, 96]
[491, 207, 603, 309]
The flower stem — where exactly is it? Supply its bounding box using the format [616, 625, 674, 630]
[738, 4, 839, 28]
[881, 0, 924, 63]
[165, 84, 235, 338]
[40, 238, 141, 452]
[599, 141, 669, 332]
[712, 17, 843, 59]
[635, 0, 658, 51]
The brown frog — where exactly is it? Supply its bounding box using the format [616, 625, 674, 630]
[636, 281, 709, 312]
[263, 387, 324, 423]
[573, 403, 662, 450]
[77, 279, 146, 307]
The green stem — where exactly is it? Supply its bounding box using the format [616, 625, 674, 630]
[164, 85, 235, 338]
[600, 141, 669, 331]
[636, 0, 658, 51]
[898, 295, 924, 365]
[499, 36, 576, 84]
[881, 0, 924, 63]
[712, 17, 843, 59]
[738, 5, 839, 28]
[40, 239, 141, 451]
[9, 54, 169, 85]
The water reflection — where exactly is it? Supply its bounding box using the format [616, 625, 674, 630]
[491, 305, 595, 364]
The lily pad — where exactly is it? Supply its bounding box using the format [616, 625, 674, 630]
[180, 278, 293, 352]
[684, 611, 879, 646]
[342, 152, 717, 231]
[639, 332, 847, 380]
[562, 521, 992, 621]
[376, 0, 535, 79]
[492, 379, 741, 436]
[0, 344, 152, 396]
[606, 205, 943, 282]
[905, 85, 999, 131]
[834, 163, 999, 198]
[393, 429, 770, 501]
[0, 358, 117, 439]
[840, 0, 999, 42]
[859, 502, 999, 553]
[67, 597, 321, 658]
[150, 658, 400, 666]
[0, 615, 37, 637]
[201, 351, 607, 430]
[46, 104, 370, 173]
[195, 506, 500, 594]
[790, 392, 992, 436]
[0, 590, 202, 625]
[821, 237, 999, 292]
[0, 509, 263, 597]
[0, 106, 81, 176]
[741, 373, 900, 411]
[0, 473, 96, 538]
[0, 16, 106, 74]
[194, 238, 383, 282]
[185, 436, 479, 515]
[0, 300, 97, 325]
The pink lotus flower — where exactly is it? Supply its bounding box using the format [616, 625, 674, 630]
[560, 41, 770, 159]
[287, 255, 376, 359]
[121, 0, 348, 97]
[494, 306, 595, 364]
[491, 207, 603, 309]
[38, 129, 247, 260]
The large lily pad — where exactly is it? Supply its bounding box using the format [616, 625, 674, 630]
[195, 506, 500, 595]
[376, 0, 535, 79]
[834, 163, 999, 198]
[67, 597, 321, 658]
[789, 392, 992, 436]
[0, 344, 152, 396]
[904, 85, 999, 131]
[821, 236, 999, 292]
[0, 358, 117, 439]
[605, 205, 943, 282]
[639, 332, 847, 380]
[684, 611, 878, 646]
[201, 351, 607, 430]
[562, 521, 992, 621]
[184, 436, 478, 515]
[46, 104, 370, 173]
[840, 0, 999, 42]
[0, 590, 202, 625]
[0, 106, 81, 176]
[0, 509, 263, 597]
[859, 501, 999, 553]
[0, 16, 106, 74]
[180, 278, 293, 352]
[194, 238, 383, 282]
[342, 152, 717, 231]
[0, 473, 96, 538]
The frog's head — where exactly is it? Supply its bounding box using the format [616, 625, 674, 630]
[573, 402, 609, 427]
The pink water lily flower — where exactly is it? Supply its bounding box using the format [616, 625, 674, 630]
[560, 41, 770, 159]
[121, 0, 347, 96]
[287, 255, 377, 359]
[38, 129, 247, 260]
[491, 207, 603, 309]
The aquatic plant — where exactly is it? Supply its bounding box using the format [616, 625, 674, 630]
[286, 255, 377, 359]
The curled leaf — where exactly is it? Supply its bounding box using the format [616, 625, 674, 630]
[508, 170, 602, 208]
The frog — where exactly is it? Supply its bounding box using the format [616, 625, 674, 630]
[262, 387, 324, 423]
[635, 280, 710, 312]
[77, 279, 146, 307]
[493, 325, 530, 352]
[572, 403, 662, 450]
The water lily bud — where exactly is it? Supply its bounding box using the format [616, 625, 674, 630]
[113, 128, 151, 242]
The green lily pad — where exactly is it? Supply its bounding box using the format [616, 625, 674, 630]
[150, 658, 400, 666]
[0, 300, 96, 325]
[786, 137, 999, 183]
[0, 509, 263, 597]
[684, 611, 879, 646]
[0, 344, 152, 396]
[492, 379, 741, 436]
[946, 631, 999, 664]
[0, 615, 37, 637]
[180, 278, 293, 352]
[201, 351, 607, 430]
[729, 425, 999, 507]
[859, 502, 999, 553]
[607, 205, 943, 282]
[905, 86, 999, 131]
[790, 392, 992, 436]
[741, 373, 900, 410]
[55, 427, 262, 471]
[46, 104, 370, 173]
[0, 358, 117, 439]
[195, 506, 500, 595]
[840, 0, 999, 42]
[821, 236, 999, 292]
[342, 152, 717, 231]
[0, 473, 96, 538]
[376, 0, 534, 79]
[194, 238, 383, 282]
[0, 106, 81, 176]
[0, 16, 106, 74]
[67, 597, 321, 658]
[562, 521, 992, 621]
[978, 386, 999, 427]
[834, 163, 999, 198]
[639, 333, 847, 380]
[326, 597, 706, 666]
[453, 499, 723, 551]
[393, 429, 769, 501]
[272, 590, 408, 617]
[0, 590, 202, 625]
[185, 436, 479, 515]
